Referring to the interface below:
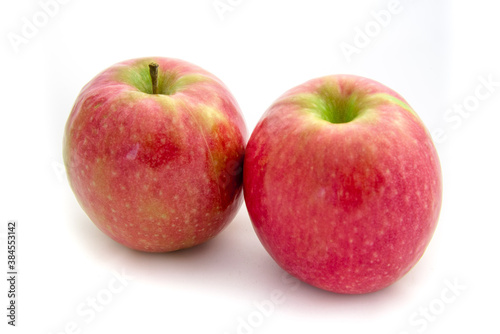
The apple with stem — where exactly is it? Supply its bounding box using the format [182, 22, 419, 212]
[64, 57, 247, 252]
[243, 75, 442, 294]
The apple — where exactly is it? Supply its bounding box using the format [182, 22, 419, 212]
[243, 75, 442, 294]
[63, 57, 247, 252]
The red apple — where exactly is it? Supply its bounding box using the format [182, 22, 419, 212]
[243, 75, 442, 294]
[64, 57, 246, 252]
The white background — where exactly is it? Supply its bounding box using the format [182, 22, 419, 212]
[1, 0, 499, 333]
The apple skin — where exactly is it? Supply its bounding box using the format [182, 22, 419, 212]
[64, 57, 247, 252]
[243, 75, 442, 294]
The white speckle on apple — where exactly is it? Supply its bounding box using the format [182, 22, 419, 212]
[127, 143, 139, 160]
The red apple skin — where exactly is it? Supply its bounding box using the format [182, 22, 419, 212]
[64, 57, 246, 252]
[244, 75, 442, 294]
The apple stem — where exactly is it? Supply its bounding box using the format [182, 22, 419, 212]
[149, 62, 159, 94]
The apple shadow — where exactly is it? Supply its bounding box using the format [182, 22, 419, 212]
[118, 211, 284, 296]
[66, 198, 434, 316]
[65, 202, 281, 298]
